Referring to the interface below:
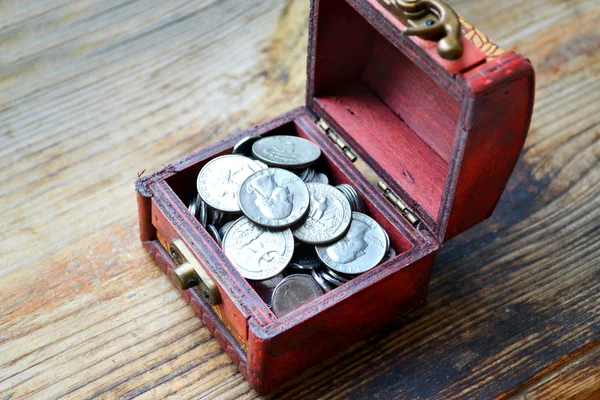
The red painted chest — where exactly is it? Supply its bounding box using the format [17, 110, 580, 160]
[135, 0, 535, 393]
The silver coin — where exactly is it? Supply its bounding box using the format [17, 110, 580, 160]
[206, 224, 222, 247]
[252, 136, 321, 168]
[383, 229, 391, 252]
[197, 155, 265, 213]
[315, 212, 387, 275]
[219, 219, 238, 239]
[293, 183, 352, 245]
[304, 168, 316, 183]
[297, 168, 310, 181]
[310, 268, 334, 293]
[319, 268, 346, 287]
[383, 246, 397, 263]
[323, 266, 351, 283]
[222, 217, 294, 280]
[248, 273, 284, 307]
[207, 207, 224, 227]
[198, 196, 208, 227]
[239, 168, 310, 228]
[315, 173, 329, 185]
[271, 274, 323, 317]
[335, 185, 352, 208]
[232, 135, 261, 156]
[336, 184, 364, 213]
[188, 194, 200, 218]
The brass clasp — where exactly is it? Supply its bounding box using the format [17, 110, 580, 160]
[379, 0, 463, 60]
[170, 238, 221, 306]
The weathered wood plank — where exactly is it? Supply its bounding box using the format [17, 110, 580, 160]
[509, 342, 600, 400]
[0, 0, 598, 398]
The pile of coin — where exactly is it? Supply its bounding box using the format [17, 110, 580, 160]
[191, 135, 394, 317]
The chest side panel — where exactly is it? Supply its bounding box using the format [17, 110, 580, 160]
[443, 52, 535, 241]
[249, 250, 437, 392]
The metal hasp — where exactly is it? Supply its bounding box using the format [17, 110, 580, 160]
[170, 238, 222, 306]
[379, 0, 463, 60]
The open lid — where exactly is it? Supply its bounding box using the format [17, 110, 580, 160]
[306, 0, 535, 243]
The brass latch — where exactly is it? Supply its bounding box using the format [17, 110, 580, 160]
[378, 0, 463, 60]
[378, 181, 421, 228]
[170, 238, 221, 306]
[317, 119, 358, 162]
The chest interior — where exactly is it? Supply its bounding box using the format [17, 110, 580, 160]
[309, 0, 468, 228]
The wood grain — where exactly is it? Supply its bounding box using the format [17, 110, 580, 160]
[0, 0, 598, 399]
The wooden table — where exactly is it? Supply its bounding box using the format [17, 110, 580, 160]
[1, 0, 598, 398]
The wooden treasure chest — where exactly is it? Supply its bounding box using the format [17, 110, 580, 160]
[135, 0, 535, 393]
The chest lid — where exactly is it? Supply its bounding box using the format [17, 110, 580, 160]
[306, 0, 535, 243]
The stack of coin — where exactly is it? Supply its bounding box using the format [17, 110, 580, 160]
[188, 193, 208, 227]
[296, 168, 329, 185]
[187, 134, 396, 317]
[311, 265, 352, 292]
[335, 184, 365, 213]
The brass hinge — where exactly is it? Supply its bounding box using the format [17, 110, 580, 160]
[317, 119, 357, 162]
[315, 118, 420, 229]
[377, 181, 421, 228]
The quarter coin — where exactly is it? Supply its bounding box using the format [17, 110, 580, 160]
[222, 217, 294, 280]
[383, 246, 397, 263]
[239, 168, 310, 228]
[219, 219, 238, 239]
[382, 229, 391, 252]
[315, 173, 329, 184]
[197, 155, 265, 213]
[319, 268, 346, 287]
[197, 195, 208, 227]
[252, 136, 321, 168]
[188, 194, 200, 218]
[207, 207, 224, 227]
[310, 269, 334, 293]
[323, 266, 352, 283]
[315, 212, 387, 275]
[303, 168, 316, 183]
[293, 183, 352, 244]
[271, 274, 323, 317]
[232, 135, 261, 156]
[206, 224, 222, 247]
[297, 168, 311, 181]
[336, 184, 365, 213]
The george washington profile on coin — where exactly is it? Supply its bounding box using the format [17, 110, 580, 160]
[316, 212, 388, 275]
[249, 173, 294, 219]
[326, 219, 370, 264]
[239, 168, 309, 228]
